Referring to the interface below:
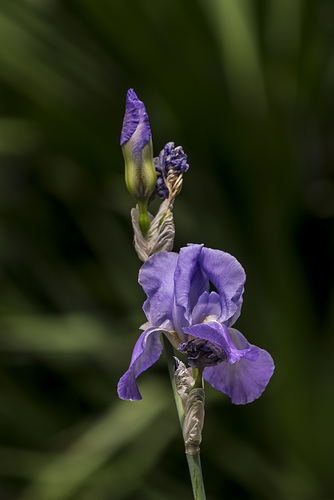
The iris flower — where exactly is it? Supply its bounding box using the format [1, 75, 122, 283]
[117, 244, 274, 404]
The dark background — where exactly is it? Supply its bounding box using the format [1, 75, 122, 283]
[0, 1, 333, 499]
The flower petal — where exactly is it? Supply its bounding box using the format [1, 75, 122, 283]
[179, 337, 227, 368]
[191, 291, 222, 324]
[117, 327, 163, 401]
[173, 245, 209, 333]
[139, 251, 178, 329]
[199, 247, 246, 326]
[120, 89, 151, 155]
[183, 321, 258, 364]
[203, 328, 275, 404]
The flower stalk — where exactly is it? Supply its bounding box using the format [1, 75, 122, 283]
[118, 88, 274, 500]
[137, 200, 151, 237]
[186, 453, 206, 500]
[162, 335, 185, 427]
[162, 335, 206, 500]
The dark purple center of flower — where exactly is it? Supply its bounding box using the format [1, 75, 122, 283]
[178, 338, 227, 369]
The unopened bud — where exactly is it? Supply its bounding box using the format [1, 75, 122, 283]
[121, 89, 157, 235]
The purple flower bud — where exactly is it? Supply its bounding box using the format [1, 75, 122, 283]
[159, 142, 189, 175]
[154, 158, 169, 199]
[155, 142, 189, 199]
[120, 89, 156, 206]
[120, 89, 157, 235]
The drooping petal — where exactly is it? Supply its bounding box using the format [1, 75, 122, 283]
[203, 328, 275, 404]
[173, 245, 209, 334]
[139, 251, 178, 329]
[117, 327, 163, 401]
[183, 321, 258, 364]
[199, 247, 246, 326]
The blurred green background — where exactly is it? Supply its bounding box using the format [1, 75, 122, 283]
[0, 0, 333, 499]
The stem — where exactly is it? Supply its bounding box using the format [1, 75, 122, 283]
[192, 367, 204, 389]
[186, 453, 206, 500]
[162, 335, 184, 427]
[162, 335, 206, 500]
[138, 201, 150, 236]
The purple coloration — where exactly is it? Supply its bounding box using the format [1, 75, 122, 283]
[179, 338, 227, 368]
[155, 142, 189, 199]
[117, 327, 163, 401]
[120, 89, 151, 160]
[159, 142, 189, 175]
[154, 158, 169, 199]
[117, 244, 274, 404]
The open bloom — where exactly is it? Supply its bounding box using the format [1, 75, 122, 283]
[117, 244, 274, 404]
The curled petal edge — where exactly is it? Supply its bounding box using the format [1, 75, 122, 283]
[203, 328, 275, 404]
[117, 327, 163, 401]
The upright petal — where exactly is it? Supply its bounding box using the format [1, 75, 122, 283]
[173, 245, 209, 333]
[191, 291, 222, 324]
[139, 251, 178, 328]
[199, 247, 246, 326]
[117, 327, 163, 400]
[203, 328, 275, 404]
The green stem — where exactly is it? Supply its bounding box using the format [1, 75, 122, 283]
[162, 335, 206, 500]
[162, 335, 184, 427]
[186, 453, 206, 500]
[192, 367, 204, 389]
[138, 201, 150, 236]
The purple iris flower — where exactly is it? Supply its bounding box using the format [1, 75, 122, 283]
[117, 244, 274, 405]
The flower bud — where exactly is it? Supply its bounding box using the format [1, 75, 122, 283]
[121, 89, 157, 235]
[154, 142, 189, 204]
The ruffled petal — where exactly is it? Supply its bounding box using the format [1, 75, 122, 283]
[120, 89, 151, 159]
[117, 327, 163, 400]
[183, 321, 258, 364]
[199, 248, 246, 326]
[203, 328, 275, 404]
[139, 251, 178, 329]
[173, 245, 209, 333]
